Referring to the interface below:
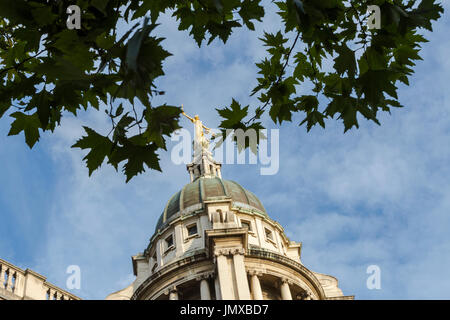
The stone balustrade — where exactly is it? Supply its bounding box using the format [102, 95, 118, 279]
[0, 258, 80, 300]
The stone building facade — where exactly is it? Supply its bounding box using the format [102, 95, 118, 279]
[107, 120, 353, 301]
[0, 258, 80, 300]
[2, 115, 353, 301]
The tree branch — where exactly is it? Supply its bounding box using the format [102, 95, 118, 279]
[245, 30, 301, 125]
[0, 49, 46, 77]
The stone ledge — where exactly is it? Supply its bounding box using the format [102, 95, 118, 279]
[132, 250, 208, 300]
[0, 288, 20, 300]
[247, 247, 326, 299]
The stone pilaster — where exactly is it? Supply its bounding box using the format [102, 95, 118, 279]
[232, 248, 251, 300]
[214, 249, 235, 300]
[280, 278, 293, 300]
[196, 272, 214, 300]
[168, 286, 179, 300]
[248, 270, 263, 300]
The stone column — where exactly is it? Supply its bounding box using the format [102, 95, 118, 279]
[280, 278, 292, 300]
[232, 248, 251, 300]
[13, 272, 22, 297]
[214, 277, 222, 300]
[169, 287, 179, 300]
[249, 271, 263, 300]
[215, 249, 234, 299]
[200, 279, 211, 300]
[303, 292, 312, 300]
[0, 266, 5, 289]
[48, 289, 54, 300]
[6, 269, 14, 292]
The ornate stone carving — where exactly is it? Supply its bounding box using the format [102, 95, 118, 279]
[214, 248, 230, 257]
[247, 269, 263, 277]
[297, 291, 312, 300]
[214, 247, 245, 257]
[232, 248, 245, 256]
[195, 272, 214, 282]
[280, 277, 294, 285]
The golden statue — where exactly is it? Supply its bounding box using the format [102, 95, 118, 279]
[181, 104, 214, 150]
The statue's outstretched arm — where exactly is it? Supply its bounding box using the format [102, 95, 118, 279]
[183, 112, 195, 123]
[181, 104, 195, 123]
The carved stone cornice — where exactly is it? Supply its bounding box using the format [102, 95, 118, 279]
[214, 248, 230, 257]
[195, 271, 215, 281]
[247, 269, 263, 277]
[232, 248, 245, 256]
[280, 277, 294, 285]
[164, 285, 178, 296]
[213, 247, 245, 257]
[297, 291, 312, 300]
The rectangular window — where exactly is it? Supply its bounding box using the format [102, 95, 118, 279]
[165, 234, 174, 249]
[187, 223, 198, 237]
[265, 228, 274, 241]
[241, 220, 252, 231]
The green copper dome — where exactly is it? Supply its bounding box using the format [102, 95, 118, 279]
[155, 177, 267, 232]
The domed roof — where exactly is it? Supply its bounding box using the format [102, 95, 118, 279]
[155, 177, 267, 232]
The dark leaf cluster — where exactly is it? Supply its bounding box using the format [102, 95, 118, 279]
[0, 0, 443, 181]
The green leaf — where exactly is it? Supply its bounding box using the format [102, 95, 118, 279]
[144, 105, 182, 149]
[358, 70, 398, 104]
[333, 43, 356, 77]
[341, 103, 358, 132]
[122, 142, 162, 182]
[364, 46, 388, 71]
[113, 113, 134, 144]
[115, 104, 124, 117]
[293, 0, 305, 15]
[217, 99, 249, 128]
[297, 95, 321, 130]
[72, 127, 113, 176]
[126, 17, 154, 74]
[13, 28, 41, 52]
[8, 112, 41, 148]
[31, 5, 56, 27]
[96, 32, 115, 50]
[239, 0, 264, 30]
[213, 0, 223, 14]
[91, 0, 108, 15]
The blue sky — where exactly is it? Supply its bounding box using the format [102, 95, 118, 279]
[1, 1, 450, 299]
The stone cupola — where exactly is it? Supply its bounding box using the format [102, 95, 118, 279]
[106, 111, 353, 301]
